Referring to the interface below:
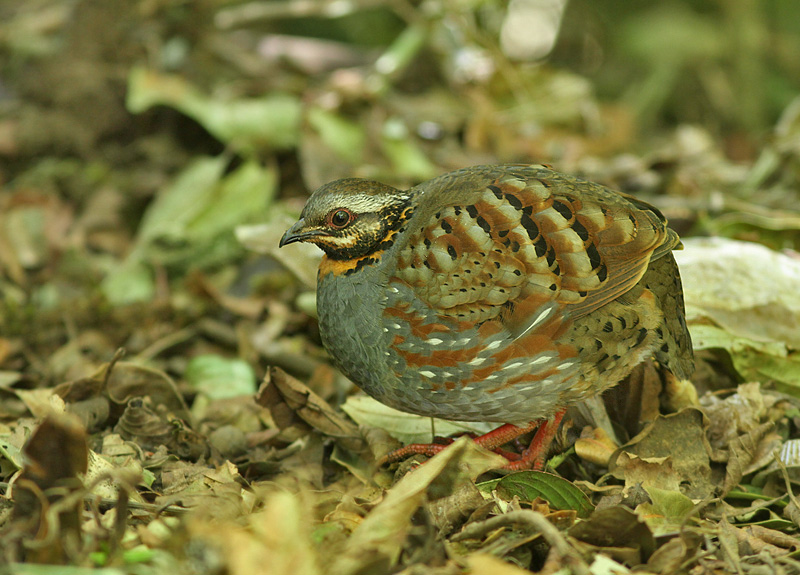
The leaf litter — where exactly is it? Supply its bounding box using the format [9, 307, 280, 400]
[2, 1, 800, 574]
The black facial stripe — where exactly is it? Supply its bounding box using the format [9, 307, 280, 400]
[320, 198, 415, 261]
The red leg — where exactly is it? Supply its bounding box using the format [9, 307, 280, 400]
[377, 441, 449, 466]
[472, 422, 539, 450]
[378, 422, 537, 466]
[378, 414, 565, 469]
[503, 409, 566, 471]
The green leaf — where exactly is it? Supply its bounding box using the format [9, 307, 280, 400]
[689, 324, 800, 397]
[127, 67, 301, 152]
[184, 354, 256, 399]
[0, 436, 23, 469]
[734, 349, 800, 398]
[689, 324, 786, 355]
[725, 489, 774, 502]
[185, 159, 278, 242]
[307, 107, 365, 164]
[380, 117, 437, 180]
[100, 259, 155, 305]
[90, 544, 154, 567]
[643, 486, 694, 519]
[487, 470, 595, 518]
[636, 486, 696, 535]
[137, 155, 229, 248]
[730, 509, 795, 530]
[676, 238, 800, 395]
[130, 157, 277, 270]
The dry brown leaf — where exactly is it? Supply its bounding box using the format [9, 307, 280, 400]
[467, 552, 534, 575]
[103, 362, 192, 422]
[603, 360, 663, 440]
[14, 388, 67, 419]
[427, 481, 488, 535]
[727, 522, 798, 557]
[569, 506, 655, 566]
[613, 452, 682, 493]
[703, 382, 772, 457]
[185, 269, 267, 319]
[10, 413, 88, 563]
[258, 366, 364, 453]
[574, 426, 618, 467]
[183, 490, 322, 575]
[723, 421, 775, 494]
[156, 460, 249, 521]
[330, 438, 504, 575]
[610, 408, 715, 499]
[646, 532, 703, 574]
[717, 518, 743, 573]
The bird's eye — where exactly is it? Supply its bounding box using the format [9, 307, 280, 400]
[328, 209, 354, 229]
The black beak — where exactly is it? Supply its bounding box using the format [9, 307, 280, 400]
[279, 219, 328, 247]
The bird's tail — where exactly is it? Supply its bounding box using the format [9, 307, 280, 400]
[642, 249, 694, 380]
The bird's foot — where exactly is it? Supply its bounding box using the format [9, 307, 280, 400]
[378, 409, 566, 471]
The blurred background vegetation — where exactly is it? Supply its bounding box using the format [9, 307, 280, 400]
[1, 0, 799, 383]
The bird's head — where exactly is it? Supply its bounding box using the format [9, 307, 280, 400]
[280, 178, 415, 261]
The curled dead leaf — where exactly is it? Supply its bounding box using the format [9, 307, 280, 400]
[10, 413, 88, 563]
[574, 427, 618, 467]
[258, 366, 364, 453]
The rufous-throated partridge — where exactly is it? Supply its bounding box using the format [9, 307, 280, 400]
[280, 165, 694, 470]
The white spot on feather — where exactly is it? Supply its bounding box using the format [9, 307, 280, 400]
[532, 307, 552, 327]
[514, 307, 553, 341]
[531, 355, 552, 365]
